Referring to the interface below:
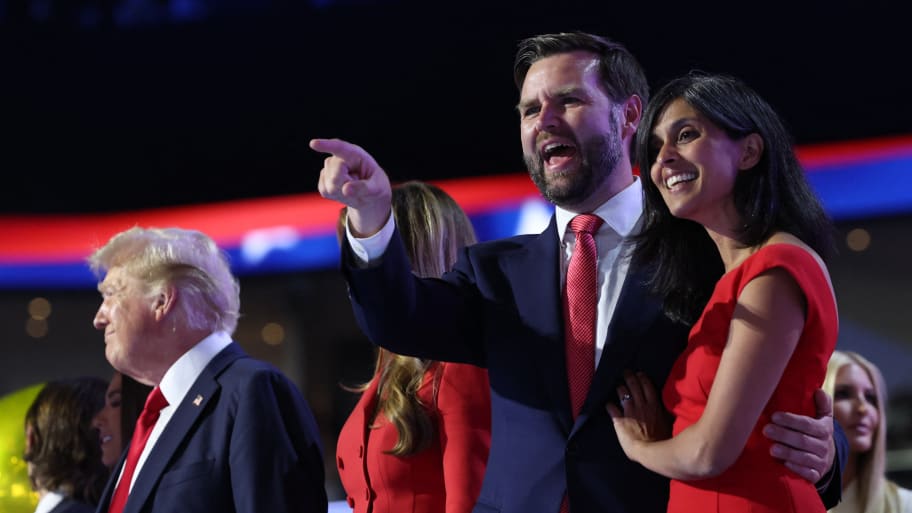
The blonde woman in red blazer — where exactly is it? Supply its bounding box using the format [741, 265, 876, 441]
[335, 181, 491, 513]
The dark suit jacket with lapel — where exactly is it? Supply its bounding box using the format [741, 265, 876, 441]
[342, 218, 690, 513]
[49, 497, 96, 513]
[95, 342, 327, 513]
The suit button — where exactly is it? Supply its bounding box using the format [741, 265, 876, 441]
[347, 497, 355, 508]
[566, 441, 579, 455]
[365, 489, 371, 501]
[337, 457, 344, 470]
[358, 445, 364, 458]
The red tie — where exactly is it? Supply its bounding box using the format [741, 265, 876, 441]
[561, 214, 603, 513]
[108, 386, 168, 513]
[564, 214, 603, 419]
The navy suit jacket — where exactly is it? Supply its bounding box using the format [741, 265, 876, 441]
[343, 217, 845, 513]
[95, 342, 327, 513]
[49, 497, 96, 513]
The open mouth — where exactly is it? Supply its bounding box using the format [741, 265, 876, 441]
[664, 172, 697, 190]
[541, 142, 578, 170]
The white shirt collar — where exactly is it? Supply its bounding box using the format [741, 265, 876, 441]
[34, 491, 64, 513]
[158, 331, 232, 408]
[556, 177, 643, 240]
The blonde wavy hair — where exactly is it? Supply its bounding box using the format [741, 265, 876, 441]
[88, 227, 241, 335]
[823, 350, 889, 513]
[339, 181, 477, 455]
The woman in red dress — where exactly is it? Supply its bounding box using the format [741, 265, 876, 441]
[607, 72, 838, 512]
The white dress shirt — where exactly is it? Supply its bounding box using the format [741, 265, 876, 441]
[348, 178, 645, 370]
[112, 331, 233, 494]
[554, 178, 643, 367]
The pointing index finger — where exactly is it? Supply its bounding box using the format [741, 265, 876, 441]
[309, 138, 363, 163]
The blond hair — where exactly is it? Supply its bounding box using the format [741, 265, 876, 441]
[824, 350, 888, 513]
[88, 227, 241, 335]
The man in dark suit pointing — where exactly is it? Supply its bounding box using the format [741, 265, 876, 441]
[312, 31, 845, 513]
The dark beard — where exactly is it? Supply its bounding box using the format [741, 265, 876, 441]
[524, 130, 622, 209]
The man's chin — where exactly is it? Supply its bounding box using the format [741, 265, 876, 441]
[105, 348, 121, 368]
[543, 177, 588, 204]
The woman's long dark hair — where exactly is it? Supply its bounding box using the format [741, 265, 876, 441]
[633, 72, 836, 324]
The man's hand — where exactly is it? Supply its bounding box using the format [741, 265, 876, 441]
[763, 388, 835, 483]
[311, 138, 392, 237]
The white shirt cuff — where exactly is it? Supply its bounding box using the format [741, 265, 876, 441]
[346, 213, 395, 265]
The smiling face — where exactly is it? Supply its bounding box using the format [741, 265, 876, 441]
[91, 372, 123, 468]
[832, 363, 881, 455]
[518, 51, 633, 212]
[648, 98, 760, 231]
[93, 266, 161, 383]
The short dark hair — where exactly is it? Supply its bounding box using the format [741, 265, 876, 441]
[513, 31, 650, 105]
[633, 72, 836, 324]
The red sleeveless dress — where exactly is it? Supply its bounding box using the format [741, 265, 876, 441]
[663, 244, 838, 513]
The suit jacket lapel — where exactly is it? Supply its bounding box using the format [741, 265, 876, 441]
[123, 343, 247, 513]
[504, 216, 574, 433]
[98, 448, 126, 512]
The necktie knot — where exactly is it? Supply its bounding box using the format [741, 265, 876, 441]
[143, 387, 168, 415]
[569, 214, 603, 237]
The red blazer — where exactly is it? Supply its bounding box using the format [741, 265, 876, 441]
[336, 361, 491, 513]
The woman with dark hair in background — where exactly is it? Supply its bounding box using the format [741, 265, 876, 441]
[24, 376, 110, 513]
[92, 371, 153, 468]
[335, 181, 491, 513]
[824, 350, 912, 513]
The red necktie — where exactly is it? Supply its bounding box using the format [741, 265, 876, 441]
[564, 214, 603, 419]
[108, 386, 168, 513]
[560, 214, 603, 513]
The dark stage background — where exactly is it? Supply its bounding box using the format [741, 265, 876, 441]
[1, 0, 910, 503]
[0, 0, 908, 214]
